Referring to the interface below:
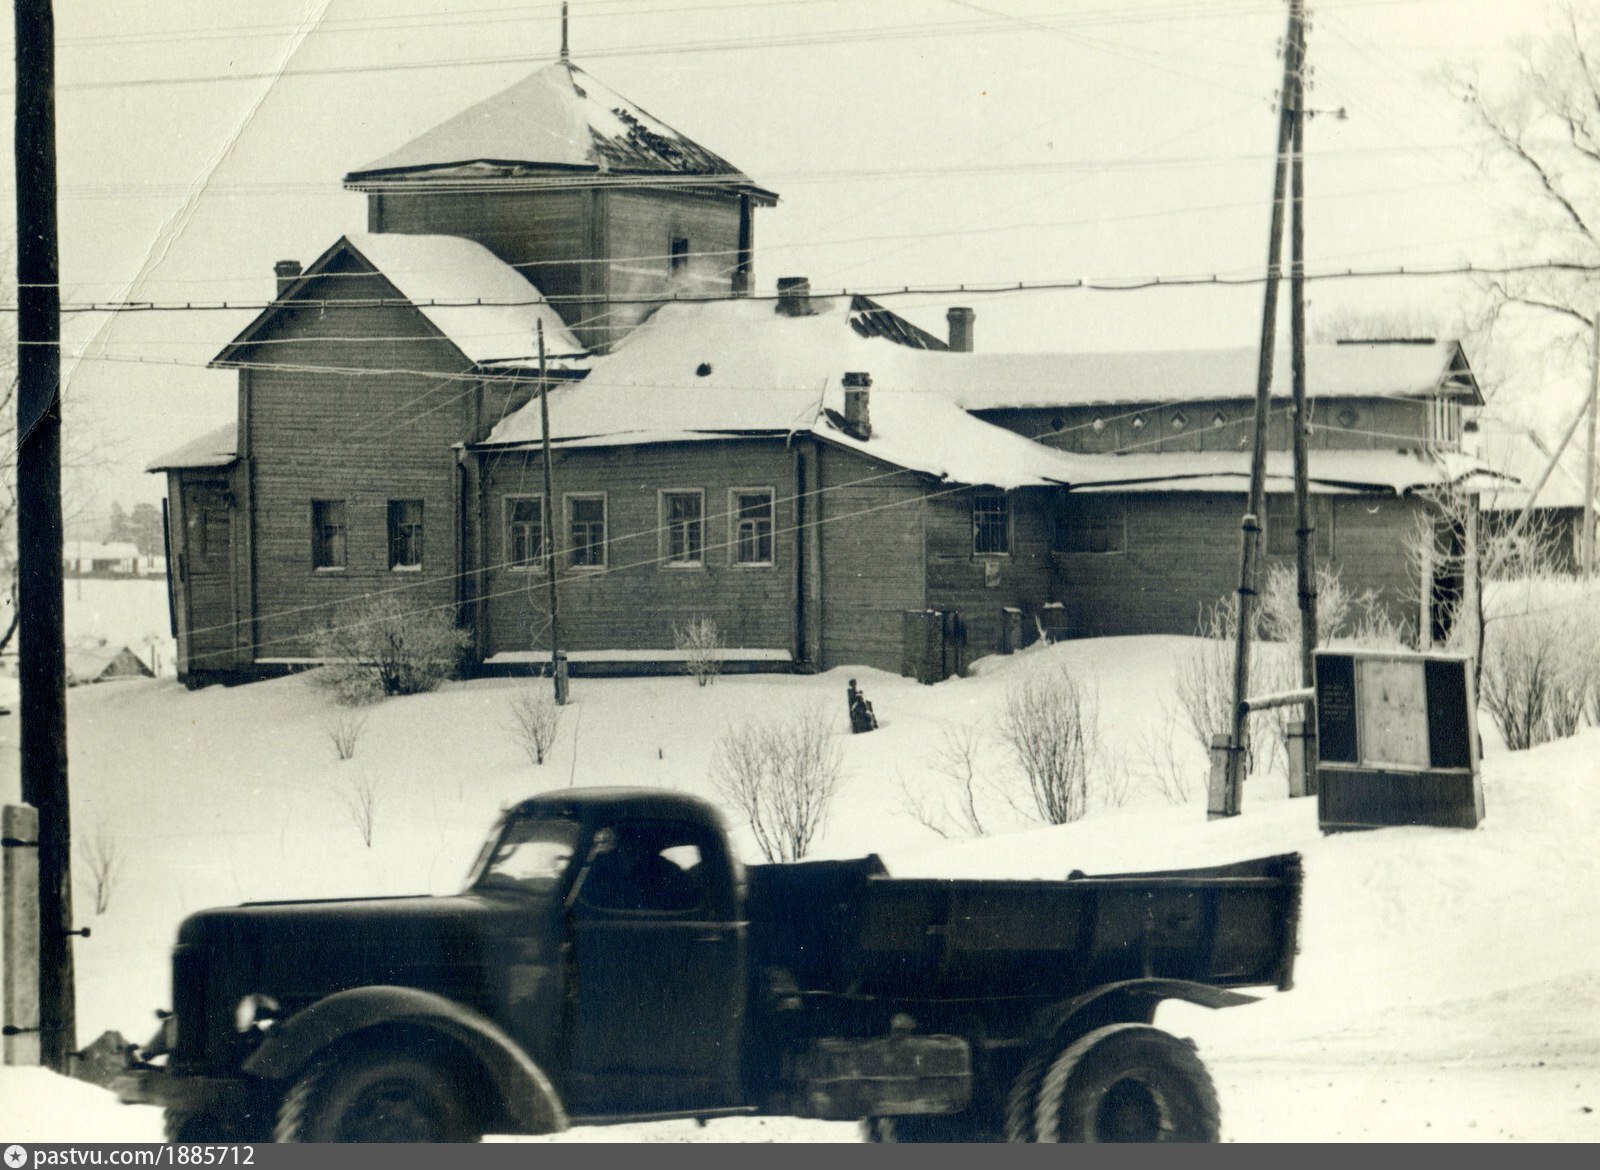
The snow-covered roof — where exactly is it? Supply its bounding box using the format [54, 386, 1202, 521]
[1066, 449, 1505, 496]
[1469, 416, 1593, 513]
[213, 234, 583, 369]
[146, 421, 237, 472]
[344, 59, 775, 203]
[64, 541, 140, 562]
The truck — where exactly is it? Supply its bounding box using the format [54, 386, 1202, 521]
[115, 788, 1301, 1143]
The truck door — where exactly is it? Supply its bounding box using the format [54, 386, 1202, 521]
[565, 818, 745, 1114]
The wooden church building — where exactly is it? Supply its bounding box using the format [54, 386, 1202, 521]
[152, 42, 1494, 686]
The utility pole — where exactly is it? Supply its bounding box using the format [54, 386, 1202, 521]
[536, 322, 568, 704]
[14, 0, 77, 1068]
[1582, 311, 1599, 578]
[1221, 0, 1303, 819]
[1288, 5, 1318, 797]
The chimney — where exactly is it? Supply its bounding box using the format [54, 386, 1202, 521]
[946, 306, 975, 352]
[776, 276, 816, 317]
[274, 259, 303, 298]
[843, 372, 872, 439]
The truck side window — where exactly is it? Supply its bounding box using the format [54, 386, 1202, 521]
[581, 824, 706, 915]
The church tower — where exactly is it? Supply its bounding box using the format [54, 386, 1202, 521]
[342, 7, 777, 353]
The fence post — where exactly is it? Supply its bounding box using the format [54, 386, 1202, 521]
[1286, 719, 1308, 798]
[3, 804, 41, 1066]
[1207, 735, 1238, 820]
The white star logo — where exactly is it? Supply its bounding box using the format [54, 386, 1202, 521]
[4, 1145, 26, 1169]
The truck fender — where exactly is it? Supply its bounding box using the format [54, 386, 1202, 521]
[1029, 978, 1259, 1050]
[240, 985, 567, 1135]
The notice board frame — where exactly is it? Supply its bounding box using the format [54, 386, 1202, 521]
[1313, 648, 1484, 832]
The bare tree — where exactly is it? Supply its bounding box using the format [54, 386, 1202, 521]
[324, 709, 369, 761]
[1134, 706, 1202, 807]
[312, 594, 471, 700]
[341, 771, 380, 848]
[673, 615, 724, 687]
[507, 687, 563, 765]
[78, 820, 121, 916]
[711, 706, 843, 862]
[999, 666, 1099, 826]
[898, 723, 991, 838]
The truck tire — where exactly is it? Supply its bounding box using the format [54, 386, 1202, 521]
[861, 1113, 1000, 1143]
[274, 1049, 481, 1143]
[1003, 1048, 1052, 1142]
[163, 1108, 272, 1144]
[1032, 1024, 1220, 1143]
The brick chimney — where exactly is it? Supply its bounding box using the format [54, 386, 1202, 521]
[843, 372, 872, 439]
[947, 306, 975, 352]
[274, 260, 303, 298]
[776, 276, 816, 317]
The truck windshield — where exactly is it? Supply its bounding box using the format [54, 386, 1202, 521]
[477, 817, 582, 894]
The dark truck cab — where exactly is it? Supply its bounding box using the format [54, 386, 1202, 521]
[118, 788, 1301, 1143]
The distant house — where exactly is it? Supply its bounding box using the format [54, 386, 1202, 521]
[147, 50, 1499, 686]
[65, 643, 155, 687]
[1470, 415, 1595, 573]
[64, 541, 140, 577]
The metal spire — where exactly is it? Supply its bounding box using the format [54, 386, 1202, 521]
[560, 2, 570, 60]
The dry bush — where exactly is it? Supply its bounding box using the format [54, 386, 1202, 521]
[1134, 706, 1203, 806]
[79, 821, 121, 916]
[325, 709, 369, 761]
[508, 688, 563, 765]
[1481, 598, 1591, 750]
[312, 594, 470, 701]
[712, 706, 843, 862]
[342, 771, 380, 848]
[673, 615, 724, 687]
[899, 723, 990, 838]
[999, 666, 1099, 825]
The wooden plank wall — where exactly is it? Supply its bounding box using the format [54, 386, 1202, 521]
[242, 253, 472, 660]
[923, 486, 1055, 659]
[478, 439, 798, 657]
[602, 188, 743, 342]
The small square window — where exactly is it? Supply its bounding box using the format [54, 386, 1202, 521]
[1170, 412, 1188, 432]
[567, 495, 607, 569]
[312, 499, 346, 570]
[661, 491, 704, 566]
[669, 237, 690, 275]
[505, 496, 545, 570]
[733, 490, 775, 566]
[1130, 414, 1146, 431]
[387, 499, 423, 570]
[973, 491, 1010, 556]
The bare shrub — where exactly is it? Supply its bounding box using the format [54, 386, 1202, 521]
[78, 821, 121, 916]
[999, 666, 1099, 825]
[342, 771, 380, 848]
[312, 594, 470, 700]
[712, 706, 843, 862]
[1135, 706, 1202, 806]
[899, 723, 990, 838]
[1481, 599, 1590, 750]
[673, 615, 724, 687]
[325, 709, 369, 761]
[508, 688, 563, 765]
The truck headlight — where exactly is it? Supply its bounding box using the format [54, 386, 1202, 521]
[234, 993, 280, 1033]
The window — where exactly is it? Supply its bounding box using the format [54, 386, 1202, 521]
[661, 491, 704, 567]
[1265, 496, 1333, 557]
[387, 499, 424, 570]
[311, 499, 347, 570]
[733, 489, 775, 566]
[972, 491, 1010, 556]
[1056, 505, 1125, 554]
[477, 817, 581, 894]
[567, 495, 607, 568]
[579, 822, 707, 914]
[505, 496, 545, 570]
[669, 237, 689, 275]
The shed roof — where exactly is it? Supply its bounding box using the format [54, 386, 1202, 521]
[1065, 448, 1507, 496]
[1469, 416, 1594, 513]
[146, 421, 238, 472]
[212, 234, 583, 369]
[344, 59, 775, 203]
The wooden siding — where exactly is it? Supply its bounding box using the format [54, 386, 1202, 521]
[602, 188, 743, 343]
[240, 253, 472, 660]
[1052, 491, 1422, 638]
[977, 397, 1433, 455]
[923, 486, 1056, 658]
[814, 446, 927, 673]
[478, 439, 799, 657]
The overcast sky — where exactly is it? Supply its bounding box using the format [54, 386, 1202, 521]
[0, 0, 1566, 516]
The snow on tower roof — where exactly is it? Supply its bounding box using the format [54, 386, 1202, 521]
[146, 421, 237, 472]
[344, 59, 775, 202]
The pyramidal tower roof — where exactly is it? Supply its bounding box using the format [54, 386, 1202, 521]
[344, 58, 775, 203]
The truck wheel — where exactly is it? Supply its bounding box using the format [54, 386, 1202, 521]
[274, 1050, 481, 1143]
[1033, 1024, 1220, 1143]
[1003, 1049, 1052, 1142]
[163, 1108, 271, 1144]
[861, 1114, 1000, 1143]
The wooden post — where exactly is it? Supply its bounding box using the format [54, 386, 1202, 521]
[536, 322, 566, 705]
[1285, 719, 1312, 799]
[14, 0, 76, 1070]
[3, 804, 41, 1066]
[1288, 26, 1319, 734]
[1582, 311, 1599, 577]
[1207, 735, 1237, 820]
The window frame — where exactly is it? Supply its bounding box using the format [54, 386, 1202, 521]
[1055, 503, 1127, 556]
[503, 494, 547, 574]
[386, 498, 425, 572]
[971, 490, 1011, 557]
[310, 498, 348, 572]
[730, 487, 777, 568]
[658, 489, 706, 569]
[669, 236, 690, 275]
[565, 492, 608, 571]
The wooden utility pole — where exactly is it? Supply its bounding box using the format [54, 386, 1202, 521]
[536, 322, 567, 704]
[1582, 312, 1599, 577]
[13, 0, 77, 1068]
[1287, 9, 1317, 796]
[1221, 0, 1303, 819]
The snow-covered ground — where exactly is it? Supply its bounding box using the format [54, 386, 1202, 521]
[0, 627, 1596, 1142]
